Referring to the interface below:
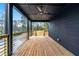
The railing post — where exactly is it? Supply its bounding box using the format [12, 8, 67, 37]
[7, 35, 9, 56]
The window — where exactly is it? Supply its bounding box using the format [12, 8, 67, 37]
[13, 6, 27, 33]
[0, 3, 6, 35]
[13, 6, 28, 52]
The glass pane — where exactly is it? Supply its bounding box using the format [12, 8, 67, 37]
[13, 6, 28, 52]
[13, 7, 27, 33]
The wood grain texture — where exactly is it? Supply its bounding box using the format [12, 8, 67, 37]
[13, 36, 74, 56]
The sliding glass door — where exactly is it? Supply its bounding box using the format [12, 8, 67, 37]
[13, 6, 28, 52]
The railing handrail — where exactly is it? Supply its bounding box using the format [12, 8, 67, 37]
[13, 32, 26, 36]
[0, 34, 9, 39]
[0, 32, 26, 39]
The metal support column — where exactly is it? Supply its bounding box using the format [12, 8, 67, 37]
[6, 3, 13, 56]
[27, 20, 29, 40]
[5, 4, 8, 34]
[5, 4, 8, 56]
[30, 21, 32, 36]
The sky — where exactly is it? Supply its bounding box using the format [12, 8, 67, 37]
[13, 7, 22, 20]
[0, 3, 23, 20]
[0, 3, 5, 18]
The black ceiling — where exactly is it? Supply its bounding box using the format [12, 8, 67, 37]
[13, 3, 78, 21]
[18, 4, 61, 20]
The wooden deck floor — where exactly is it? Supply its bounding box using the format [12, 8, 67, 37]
[13, 36, 74, 56]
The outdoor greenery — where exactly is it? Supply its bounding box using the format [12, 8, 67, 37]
[21, 16, 27, 32]
[13, 7, 28, 33]
[32, 22, 48, 31]
[0, 29, 2, 35]
[0, 28, 3, 35]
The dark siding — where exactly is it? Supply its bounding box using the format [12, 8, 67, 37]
[48, 5, 79, 55]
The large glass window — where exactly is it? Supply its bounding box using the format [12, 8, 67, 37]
[13, 6, 28, 52]
[13, 7, 27, 33]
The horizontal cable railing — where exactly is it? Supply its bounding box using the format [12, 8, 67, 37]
[0, 34, 9, 56]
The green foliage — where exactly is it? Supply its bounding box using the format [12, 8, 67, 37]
[44, 22, 48, 29]
[0, 28, 3, 35]
[21, 16, 27, 32]
[32, 22, 48, 31]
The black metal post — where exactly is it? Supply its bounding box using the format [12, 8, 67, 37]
[5, 4, 8, 34]
[6, 3, 13, 56]
[27, 20, 29, 40]
[30, 21, 32, 36]
[29, 21, 30, 36]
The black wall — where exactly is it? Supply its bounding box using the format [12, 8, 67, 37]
[48, 4, 79, 55]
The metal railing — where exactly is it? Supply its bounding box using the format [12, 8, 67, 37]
[0, 34, 9, 56]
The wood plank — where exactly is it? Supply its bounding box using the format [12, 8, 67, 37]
[13, 36, 74, 56]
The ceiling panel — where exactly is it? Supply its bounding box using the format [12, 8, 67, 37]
[17, 4, 63, 20]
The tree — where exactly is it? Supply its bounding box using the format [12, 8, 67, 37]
[21, 16, 27, 32]
[44, 22, 48, 29]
